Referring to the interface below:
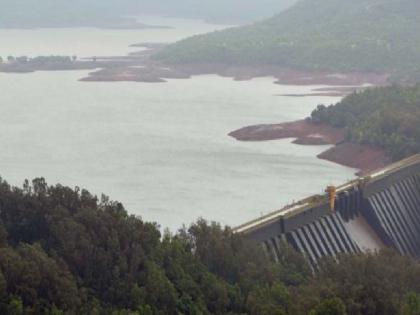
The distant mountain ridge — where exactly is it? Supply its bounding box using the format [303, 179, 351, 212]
[156, 0, 420, 82]
[0, 0, 297, 28]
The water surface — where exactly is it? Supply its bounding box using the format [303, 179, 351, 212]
[0, 17, 228, 58]
[0, 18, 356, 230]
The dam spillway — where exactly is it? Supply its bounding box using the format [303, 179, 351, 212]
[234, 154, 420, 266]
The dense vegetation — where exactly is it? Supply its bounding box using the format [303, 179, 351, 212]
[1, 177, 420, 314]
[157, 0, 420, 82]
[311, 85, 420, 160]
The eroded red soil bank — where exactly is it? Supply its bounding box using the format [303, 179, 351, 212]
[229, 120, 390, 175]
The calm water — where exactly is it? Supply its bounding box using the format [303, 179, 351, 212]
[0, 17, 229, 58]
[0, 18, 356, 230]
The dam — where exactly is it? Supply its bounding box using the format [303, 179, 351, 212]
[234, 154, 420, 267]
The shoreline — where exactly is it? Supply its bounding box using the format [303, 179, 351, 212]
[0, 43, 392, 174]
[0, 19, 171, 30]
[0, 44, 390, 92]
[82, 61, 390, 93]
[229, 120, 391, 175]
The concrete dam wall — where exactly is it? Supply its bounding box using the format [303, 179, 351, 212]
[234, 155, 420, 267]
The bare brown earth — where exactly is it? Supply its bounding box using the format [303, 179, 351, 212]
[82, 45, 390, 87]
[229, 120, 390, 175]
[0, 44, 390, 88]
[319, 143, 391, 176]
[83, 61, 390, 87]
[277, 86, 371, 97]
[229, 120, 345, 144]
[278, 93, 346, 97]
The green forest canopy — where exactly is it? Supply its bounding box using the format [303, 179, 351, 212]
[156, 0, 420, 82]
[1, 177, 420, 314]
[311, 85, 420, 161]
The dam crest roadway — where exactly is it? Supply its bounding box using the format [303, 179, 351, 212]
[234, 154, 420, 267]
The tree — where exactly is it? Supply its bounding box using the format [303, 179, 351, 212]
[16, 56, 28, 64]
[1, 177, 420, 314]
[246, 283, 289, 315]
[6, 297, 23, 315]
[401, 293, 420, 315]
[310, 85, 420, 160]
[309, 298, 347, 315]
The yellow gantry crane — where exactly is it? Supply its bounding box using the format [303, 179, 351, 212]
[326, 186, 337, 212]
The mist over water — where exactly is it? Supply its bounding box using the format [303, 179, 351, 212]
[0, 18, 356, 230]
[0, 17, 227, 58]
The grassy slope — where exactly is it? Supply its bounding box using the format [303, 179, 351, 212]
[156, 0, 420, 80]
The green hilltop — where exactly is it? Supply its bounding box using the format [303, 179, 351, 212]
[311, 85, 420, 161]
[2, 177, 420, 314]
[156, 0, 420, 82]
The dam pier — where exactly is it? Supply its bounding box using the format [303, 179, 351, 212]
[234, 155, 420, 267]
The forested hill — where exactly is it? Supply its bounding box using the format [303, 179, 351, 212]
[2, 178, 420, 314]
[311, 85, 420, 161]
[156, 0, 420, 82]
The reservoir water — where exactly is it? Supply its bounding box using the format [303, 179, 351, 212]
[0, 18, 356, 230]
[0, 17, 230, 58]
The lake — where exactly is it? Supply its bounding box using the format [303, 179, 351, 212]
[0, 17, 356, 230]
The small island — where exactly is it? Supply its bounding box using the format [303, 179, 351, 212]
[0, 55, 103, 73]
